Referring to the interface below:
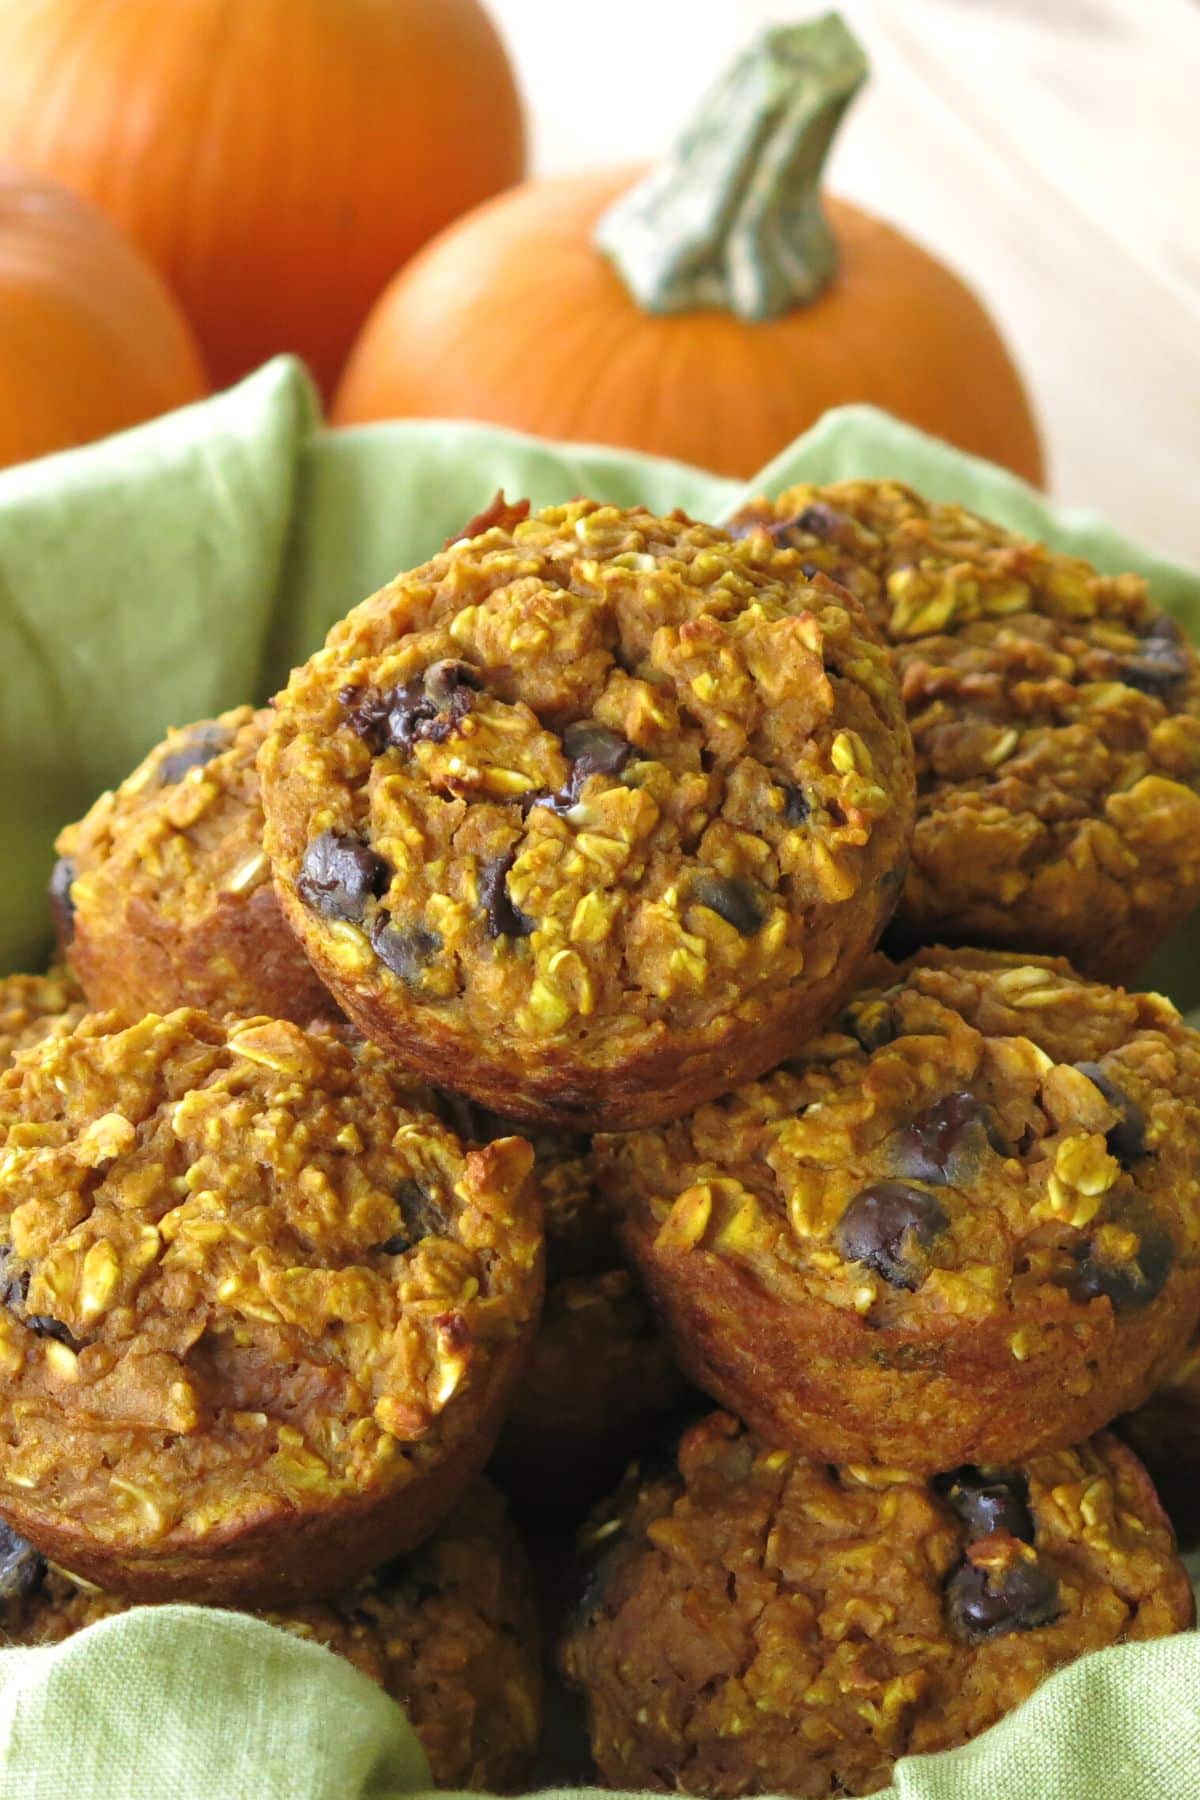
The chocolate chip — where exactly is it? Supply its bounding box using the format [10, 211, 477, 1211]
[376, 1179, 451, 1255]
[341, 661, 480, 755]
[562, 720, 634, 781]
[1069, 1216, 1174, 1314]
[689, 874, 763, 936]
[48, 855, 76, 946]
[0, 1523, 45, 1601]
[25, 1315, 83, 1350]
[298, 830, 389, 923]
[835, 1182, 949, 1291]
[840, 1000, 898, 1053]
[887, 1092, 1008, 1186]
[946, 1554, 1060, 1643]
[791, 502, 847, 541]
[370, 916, 441, 985]
[443, 492, 531, 549]
[1118, 617, 1191, 697]
[782, 785, 810, 826]
[0, 1248, 29, 1312]
[936, 1467, 1034, 1543]
[479, 850, 535, 939]
[156, 722, 233, 786]
[1074, 1062, 1147, 1166]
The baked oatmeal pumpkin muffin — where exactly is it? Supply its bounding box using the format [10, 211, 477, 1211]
[438, 1105, 685, 1513]
[729, 482, 1200, 980]
[0, 1483, 542, 1791]
[0, 968, 85, 1072]
[601, 948, 1200, 1470]
[259, 499, 915, 1130]
[560, 1412, 1193, 1797]
[0, 1009, 542, 1604]
[53, 707, 337, 1024]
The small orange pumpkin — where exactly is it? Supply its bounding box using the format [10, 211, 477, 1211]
[0, 163, 207, 470]
[0, 0, 526, 393]
[336, 18, 1042, 484]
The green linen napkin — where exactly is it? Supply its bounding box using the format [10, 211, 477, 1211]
[0, 355, 1197, 1797]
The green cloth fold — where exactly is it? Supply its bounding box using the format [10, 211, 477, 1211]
[0, 357, 1197, 1796]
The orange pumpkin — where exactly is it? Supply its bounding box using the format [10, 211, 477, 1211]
[0, 162, 207, 470]
[0, 0, 525, 393]
[335, 20, 1042, 485]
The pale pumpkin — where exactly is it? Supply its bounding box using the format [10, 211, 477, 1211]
[0, 0, 526, 393]
[0, 163, 207, 470]
[335, 18, 1042, 484]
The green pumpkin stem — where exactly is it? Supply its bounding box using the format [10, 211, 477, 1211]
[596, 13, 867, 322]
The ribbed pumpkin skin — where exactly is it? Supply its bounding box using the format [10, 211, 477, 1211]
[0, 163, 207, 469]
[0, 0, 525, 393]
[334, 170, 1044, 486]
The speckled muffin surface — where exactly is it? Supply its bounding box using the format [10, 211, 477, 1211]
[54, 707, 337, 1024]
[729, 482, 1200, 980]
[0, 1483, 542, 1792]
[0, 1009, 542, 1604]
[260, 499, 914, 1130]
[560, 1412, 1193, 1797]
[0, 968, 86, 1072]
[601, 947, 1200, 1470]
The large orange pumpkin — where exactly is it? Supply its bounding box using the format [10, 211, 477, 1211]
[0, 0, 525, 393]
[0, 163, 207, 470]
[336, 20, 1042, 484]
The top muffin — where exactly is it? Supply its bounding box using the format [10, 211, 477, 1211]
[260, 500, 914, 1130]
[729, 482, 1200, 981]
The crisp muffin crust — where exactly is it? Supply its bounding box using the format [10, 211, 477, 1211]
[0, 1010, 542, 1603]
[260, 499, 914, 1129]
[54, 708, 337, 1024]
[0, 969, 86, 1072]
[0, 1483, 542, 1792]
[602, 947, 1200, 1469]
[560, 1412, 1193, 1797]
[729, 482, 1200, 980]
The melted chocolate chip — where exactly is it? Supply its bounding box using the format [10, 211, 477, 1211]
[0, 1250, 28, 1312]
[341, 661, 480, 755]
[298, 830, 389, 924]
[689, 874, 763, 937]
[887, 1092, 1008, 1186]
[157, 722, 233, 786]
[1074, 1062, 1147, 1166]
[782, 785, 810, 826]
[936, 1467, 1034, 1543]
[25, 1315, 83, 1350]
[840, 1000, 898, 1053]
[370, 916, 441, 986]
[946, 1554, 1061, 1643]
[376, 1179, 451, 1256]
[48, 855, 76, 946]
[791, 502, 847, 541]
[479, 850, 536, 939]
[1119, 616, 1191, 697]
[0, 1522, 45, 1601]
[835, 1182, 949, 1291]
[562, 720, 634, 782]
[1069, 1216, 1174, 1313]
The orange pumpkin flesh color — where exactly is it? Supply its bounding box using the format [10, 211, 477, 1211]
[0, 162, 207, 470]
[334, 167, 1043, 486]
[0, 0, 525, 393]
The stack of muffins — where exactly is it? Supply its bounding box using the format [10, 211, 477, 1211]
[1, 486, 1199, 1796]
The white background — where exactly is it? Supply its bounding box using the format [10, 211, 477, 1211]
[488, 0, 1200, 565]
